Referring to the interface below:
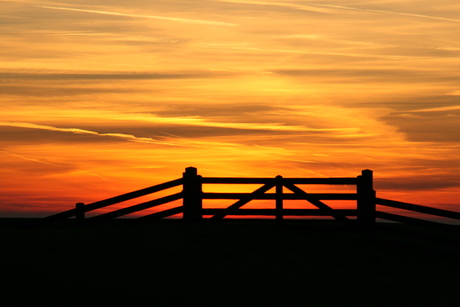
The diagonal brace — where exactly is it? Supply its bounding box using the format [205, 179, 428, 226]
[283, 182, 349, 223]
[210, 183, 275, 220]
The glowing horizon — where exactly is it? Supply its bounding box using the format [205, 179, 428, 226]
[1, 0, 459, 217]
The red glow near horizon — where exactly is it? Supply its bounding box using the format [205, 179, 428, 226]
[1, 1, 459, 218]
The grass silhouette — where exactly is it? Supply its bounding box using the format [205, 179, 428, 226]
[2, 219, 459, 306]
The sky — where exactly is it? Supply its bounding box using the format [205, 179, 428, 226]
[1, 0, 460, 218]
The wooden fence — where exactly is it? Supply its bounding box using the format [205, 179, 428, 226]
[40, 167, 460, 234]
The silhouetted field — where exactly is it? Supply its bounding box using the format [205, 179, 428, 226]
[2, 219, 459, 306]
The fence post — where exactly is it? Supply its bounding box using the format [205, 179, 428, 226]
[182, 167, 202, 221]
[276, 175, 283, 224]
[357, 169, 376, 237]
[76, 202, 85, 225]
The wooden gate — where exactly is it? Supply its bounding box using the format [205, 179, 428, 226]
[39, 167, 460, 235]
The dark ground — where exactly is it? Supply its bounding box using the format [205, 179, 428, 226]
[1, 218, 459, 306]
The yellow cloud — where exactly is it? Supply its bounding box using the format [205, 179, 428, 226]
[408, 106, 460, 113]
[0, 121, 181, 146]
[217, 0, 334, 14]
[37, 5, 238, 27]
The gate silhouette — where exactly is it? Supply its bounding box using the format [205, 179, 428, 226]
[40, 167, 460, 233]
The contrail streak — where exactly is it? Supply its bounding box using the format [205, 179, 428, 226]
[220, 0, 460, 23]
[110, 113, 360, 132]
[0, 150, 60, 166]
[0, 121, 182, 146]
[408, 106, 460, 113]
[37, 5, 238, 27]
[310, 3, 460, 23]
[217, 0, 334, 14]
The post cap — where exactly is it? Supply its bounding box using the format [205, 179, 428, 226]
[184, 167, 198, 176]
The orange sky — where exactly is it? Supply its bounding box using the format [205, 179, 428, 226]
[1, 0, 459, 217]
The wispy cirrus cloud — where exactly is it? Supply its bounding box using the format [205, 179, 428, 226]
[406, 105, 460, 113]
[219, 0, 460, 23]
[36, 5, 238, 27]
[309, 3, 460, 23]
[0, 111, 361, 146]
[273, 34, 396, 48]
[0, 150, 60, 166]
[270, 68, 460, 84]
[72, 111, 361, 133]
[200, 42, 408, 59]
[0, 14, 26, 19]
[0, 70, 232, 80]
[216, 0, 334, 14]
[0, 121, 181, 146]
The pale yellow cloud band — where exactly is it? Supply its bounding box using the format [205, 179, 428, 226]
[0, 150, 60, 166]
[111, 112, 359, 133]
[0, 116, 359, 133]
[219, 0, 460, 23]
[1, 112, 361, 149]
[408, 106, 460, 113]
[0, 121, 181, 146]
[37, 5, 238, 27]
[216, 0, 334, 13]
[312, 3, 460, 23]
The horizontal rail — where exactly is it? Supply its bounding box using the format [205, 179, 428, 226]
[211, 183, 275, 220]
[283, 182, 350, 223]
[202, 177, 358, 184]
[202, 177, 274, 184]
[203, 209, 357, 216]
[83, 178, 183, 212]
[202, 177, 357, 185]
[376, 211, 451, 228]
[376, 198, 460, 220]
[41, 208, 78, 222]
[88, 193, 183, 222]
[202, 193, 357, 200]
[283, 178, 358, 185]
[40, 178, 183, 222]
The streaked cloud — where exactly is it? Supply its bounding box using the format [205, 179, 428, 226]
[199, 42, 414, 60]
[217, 0, 334, 13]
[0, 70, 233, 80]
[273, 34, 396, 49]
[270, 68, 460, 84]
[0, 14, 26, 19]
[0, 121, 181, 146]
[0, 84, 136, 97]
[109, 112, 360, 133]
[407, 106, 460, 113]
[37, 5, 238, 27]
[0, 150, 61, 167]
[219, 0, 460, 22]
[309, 3, 460, 23]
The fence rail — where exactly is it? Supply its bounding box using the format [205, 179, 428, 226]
[86, 193, 183, 223]
[202, 209, 358, 216]
[375, 211, 452, 228]
[202, 177, 358, 185]
[202, 193, 357, 200]
[37, 167, 460, 235]
[376, 198, 460, 220]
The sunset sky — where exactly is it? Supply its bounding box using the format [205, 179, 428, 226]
[1, 0, 459, 218]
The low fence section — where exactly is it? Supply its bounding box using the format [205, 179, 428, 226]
[37, 167, 460, 235]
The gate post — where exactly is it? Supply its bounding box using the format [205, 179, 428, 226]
[357, 169, 376, 237]
[182, 167, 202, 221]
[275, 175, 284, 224]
